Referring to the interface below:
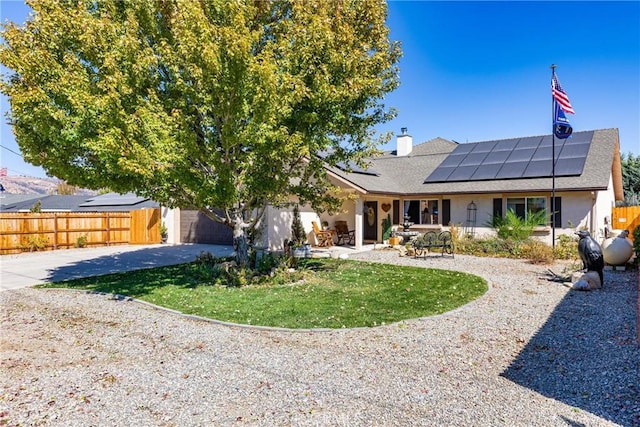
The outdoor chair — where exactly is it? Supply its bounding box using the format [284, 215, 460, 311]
[334, 220, 355, 246]
[312, 221, 334, 247]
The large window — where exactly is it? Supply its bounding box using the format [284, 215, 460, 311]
[404, 199, 438, 224]
[506, 197, 546, 220]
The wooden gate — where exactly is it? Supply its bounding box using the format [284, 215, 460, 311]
[612, 206, 640, 242]
[130, 208, 161, 244]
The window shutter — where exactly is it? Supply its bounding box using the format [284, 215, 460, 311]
[392, 200, 400, 225]
[552, 197, 562, 228]
[442, 199, 451, 226]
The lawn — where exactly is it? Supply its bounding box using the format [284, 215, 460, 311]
[39, 258, 487, 329]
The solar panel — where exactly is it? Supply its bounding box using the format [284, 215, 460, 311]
[424, 130, 593, 183]
[447, 165, 479, 181]
[335, 160, 380, 176]
[522, 160, 553, 177]
[554, 157, 586, 176]
[495, 161, 530, 179]
[516, 136, 543, 149]
[483, 150, 510, 164]
[470, 164, 499, 180]
[537, 135, 555, 148]
[460, 152, 489, 166]
[506, 148, 536, 162]
[439, 154, 467, 167]
[80, 193, 147, 206]
[558, 142, 590, 159]
[424, 166, 457, 182]
[452, 143, 476, 155]
[492, 138, 519, 151]
[531, 147, 553, 161]
[470, 141, 496, 153]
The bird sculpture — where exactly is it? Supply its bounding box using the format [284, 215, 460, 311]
[575, 230, 604, 287]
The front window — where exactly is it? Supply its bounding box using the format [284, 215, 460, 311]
[506, 197, 546, 221]
[404, 199, 438, 224]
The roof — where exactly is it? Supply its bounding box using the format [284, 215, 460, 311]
[327, 128, 621, 196]
[0, 193, 159, 212]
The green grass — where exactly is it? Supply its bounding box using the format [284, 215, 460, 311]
[38, 258, 487, 329]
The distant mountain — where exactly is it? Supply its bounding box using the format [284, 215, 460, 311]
[0, 175, 97, 195]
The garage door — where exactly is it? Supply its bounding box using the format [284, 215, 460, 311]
[180, 209, 233, 245]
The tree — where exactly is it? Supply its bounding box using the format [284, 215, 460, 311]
[56, 181, 79, 195]
[621, 152, 640, 205]
[0, 0, 401, 266]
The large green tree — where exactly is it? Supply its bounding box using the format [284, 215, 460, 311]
[621, 152, 640, 205]
[0, 0, 401, 264]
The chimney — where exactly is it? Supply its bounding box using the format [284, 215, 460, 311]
[396, 127, 413, 156]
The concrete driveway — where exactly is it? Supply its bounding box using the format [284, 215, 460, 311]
[0, 244, 234, 292]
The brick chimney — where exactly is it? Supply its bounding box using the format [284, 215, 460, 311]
[397, 127, 413, 156]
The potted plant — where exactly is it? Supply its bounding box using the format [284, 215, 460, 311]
[290, 205, 308, 257]
[382, 213, 392, 244]
[160, 222, 168, 243]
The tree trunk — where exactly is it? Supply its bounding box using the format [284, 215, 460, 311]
[232, 212, 249, 267]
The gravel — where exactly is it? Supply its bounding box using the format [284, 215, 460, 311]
[1, 251, 638, 426]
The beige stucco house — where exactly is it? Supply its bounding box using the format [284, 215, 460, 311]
[261, 127, 624, 250]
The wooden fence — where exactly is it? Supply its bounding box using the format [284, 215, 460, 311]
[611, 206, 640, 242]
[0, 208, 161, 254]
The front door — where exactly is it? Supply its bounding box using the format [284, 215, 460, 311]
[363, 201, 377, 241]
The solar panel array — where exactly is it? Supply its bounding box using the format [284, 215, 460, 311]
[317, 151, 380, 176]
[79, 193, 148, 207]
[424, 131, 593, 183]
[336, 159, 380, 176]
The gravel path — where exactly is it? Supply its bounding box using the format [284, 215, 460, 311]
[1, 251, 638, 426]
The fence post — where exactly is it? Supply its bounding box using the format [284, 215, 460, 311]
[53, 213, 58, 250]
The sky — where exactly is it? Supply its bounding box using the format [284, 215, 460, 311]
[1, 0, 639, 179]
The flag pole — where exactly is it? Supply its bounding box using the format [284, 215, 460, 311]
[550, 64, 556, 250]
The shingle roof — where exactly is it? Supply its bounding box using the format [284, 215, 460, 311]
[328, 128, 619, 196]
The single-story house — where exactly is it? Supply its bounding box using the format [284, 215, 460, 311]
[260, 127, 624, 250]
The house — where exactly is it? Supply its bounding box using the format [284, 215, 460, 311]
[0, 193, 159, 212]
[261, 127, 623, 250]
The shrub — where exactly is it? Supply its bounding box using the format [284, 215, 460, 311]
[633, 225, 640, 266]
[75, 234, 88, 248]
[21, 235, 49, 252]
[382, 213, 392, 241]
[521, 239, 555, 264]
[488, 209, 547, 241]
[291, 205, 306, 246]
[554, 234, 579, 260]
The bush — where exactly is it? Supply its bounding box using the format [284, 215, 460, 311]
[21, 235, 49, 252]
[554, 234, 579, 260]
[382, 213, 392, 241]
[189, 250, 304, 287]
[488, 209, 547, 242]
[75, 234, 88, 248]
[290, 205, 306, 246]
[521, 239, 555, 264]
[633, 225, 640, 266]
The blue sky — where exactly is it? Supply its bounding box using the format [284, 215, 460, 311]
[1, 0, 639, 178]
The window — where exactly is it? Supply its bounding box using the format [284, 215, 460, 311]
[506, 197, 546, 221]
[404, 199, 439, 224]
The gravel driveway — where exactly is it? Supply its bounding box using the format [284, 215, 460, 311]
[1, 252, 638, 426]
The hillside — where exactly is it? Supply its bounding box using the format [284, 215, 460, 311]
[0, 175, 96, 195]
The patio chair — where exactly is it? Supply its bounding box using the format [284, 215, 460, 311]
[312, 221, 334, 247]
[334, 220, 355, 246]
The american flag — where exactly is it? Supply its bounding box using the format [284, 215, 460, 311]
[552, 74, 575, 114]
[0, 167, 7, 177]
